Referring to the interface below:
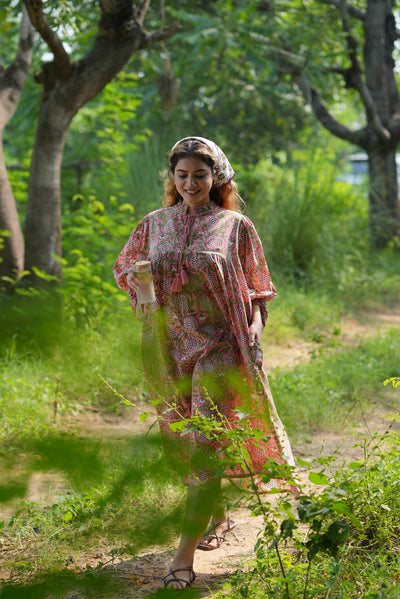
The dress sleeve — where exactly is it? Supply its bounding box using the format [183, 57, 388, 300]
[238, 216, 277, 326]
[113, 217, 150, 311]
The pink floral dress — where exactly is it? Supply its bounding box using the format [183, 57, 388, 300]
[113, 201, 295, 487]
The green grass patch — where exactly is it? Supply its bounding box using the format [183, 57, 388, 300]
[270, 328, 400, 433]
[0, 303, 145, 439]
[265, 286, 343, 343]
[0, 433, 185, 581]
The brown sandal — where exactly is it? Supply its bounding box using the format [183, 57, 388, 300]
[163, 566, 196, 589]
[197, 516, 237, 551]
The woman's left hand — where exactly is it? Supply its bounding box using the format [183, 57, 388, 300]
[249, 303, 263, 346]
[249, 320, 263, 346]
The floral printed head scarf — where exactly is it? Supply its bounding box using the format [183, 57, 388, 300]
[170, 136, 235, 188]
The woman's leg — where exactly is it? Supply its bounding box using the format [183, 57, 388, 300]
[164, 477, 222, 588]
[196, 497, 236, 551]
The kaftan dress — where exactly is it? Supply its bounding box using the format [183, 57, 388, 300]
[113, 201, 295, 488]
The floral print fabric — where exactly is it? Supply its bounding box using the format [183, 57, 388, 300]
[171, 136, 235, 187]
[113, 201, 295, 486]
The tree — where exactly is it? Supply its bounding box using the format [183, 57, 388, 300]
[0, 6, 33, 280]
[125, 1, 313, 167]
[18, 0, 178, 279]
[263, 0, 400, 247]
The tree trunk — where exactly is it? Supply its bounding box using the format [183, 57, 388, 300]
[24, 103, 72, 278]
[0, 6, 33, 282]
[22, 0, 179, 280]
[363, 0, 400, 246]
[0, 138, 24, 279]
[368, 149, 400, 247]
[304, 0, 400, 247]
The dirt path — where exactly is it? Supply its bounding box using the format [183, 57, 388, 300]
[2, 305, 400, 598]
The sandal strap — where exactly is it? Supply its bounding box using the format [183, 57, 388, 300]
[197, 517, 237, 551]
[163, 566, 196, 589]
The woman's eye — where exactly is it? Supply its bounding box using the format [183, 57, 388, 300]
[177, 174, 206, 180]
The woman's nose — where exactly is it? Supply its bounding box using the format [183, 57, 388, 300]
[188, 176, 197, 187]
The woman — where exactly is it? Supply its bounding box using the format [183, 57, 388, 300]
[113, 137, 296, 590]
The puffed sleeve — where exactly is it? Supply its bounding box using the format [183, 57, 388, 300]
[238, 216, 277, 326]
[113, 217, 150, 311]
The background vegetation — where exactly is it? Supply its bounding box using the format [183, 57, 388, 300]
[0, 1, 400, 597]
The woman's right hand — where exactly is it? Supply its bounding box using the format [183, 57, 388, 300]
[126, 268, 140, 291]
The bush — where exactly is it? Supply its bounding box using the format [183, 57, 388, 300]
[213, 422, 400, 599]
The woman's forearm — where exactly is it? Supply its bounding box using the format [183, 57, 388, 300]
[251, 301, 262, 325]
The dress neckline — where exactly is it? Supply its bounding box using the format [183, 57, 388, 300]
[176, 201, 219, 217]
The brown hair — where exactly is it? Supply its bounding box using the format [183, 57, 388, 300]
[163, 138, 243, 212]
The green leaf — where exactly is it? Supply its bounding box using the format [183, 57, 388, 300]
[332, 502, 362, 528]
[308, 471, 329, 485]
[348, 461, 363, 469]
[139, 412, 148, 422]
[169, 419, 189, 433]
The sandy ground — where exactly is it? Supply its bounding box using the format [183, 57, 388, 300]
[1, 305, 400, 598]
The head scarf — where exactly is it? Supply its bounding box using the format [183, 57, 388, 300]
[170, 136, 235, 187]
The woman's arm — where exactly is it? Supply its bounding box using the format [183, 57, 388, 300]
[249, 301, 264, 346]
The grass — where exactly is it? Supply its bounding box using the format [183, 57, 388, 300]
[0, 299, 145, 438]
[269, 327, 400, 434]
[264, 286, 343, 344]
[1, 432, 186, 581]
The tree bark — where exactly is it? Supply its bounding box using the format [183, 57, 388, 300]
[23, 0, 179, 279]
[0, 139, 25, 280]
[362, 0, 400, 246]
[310, 0, 400, 246]
[0, 7, 33, 281]
[368, 150, 400, 247]
[24, 103, 71, 276]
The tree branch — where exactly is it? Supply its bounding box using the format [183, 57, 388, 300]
[140, 21, 181, 49]
[316, 0, 365, 21]
[14, 6, 35, 83]
[22, 0, 71, 72]
[136, 0, 151, 26]
[0, 6, 34, 129]
[311, 86, 367, 145]
[0, 5, 33, 72]
[338, 0, 391, 142]
[296, 74, 366, 147]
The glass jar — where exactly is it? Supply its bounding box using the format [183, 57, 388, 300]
[131, 260, 156, 304]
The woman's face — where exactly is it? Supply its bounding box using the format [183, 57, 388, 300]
[173, 156, 213, 213]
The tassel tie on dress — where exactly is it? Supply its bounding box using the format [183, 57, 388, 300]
[171, 214, 193, 293]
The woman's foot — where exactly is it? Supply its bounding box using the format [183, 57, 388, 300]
[163, 565, 196, 590]
[197, 516, 237, 551]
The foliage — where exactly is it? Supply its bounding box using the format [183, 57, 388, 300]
[210, 423, 400, 599]
[245, 140, 368, 286]
[127, 0, 314, 166]
[61, 191, 136, 325]
[62, 73, 148, 204]
[0, 281, 399, 595]
[149, 381, 400, 598]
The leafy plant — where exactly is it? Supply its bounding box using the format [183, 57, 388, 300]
[212, 421, 400, 599]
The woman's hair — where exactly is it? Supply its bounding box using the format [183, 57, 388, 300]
[163, 138, 243, 212]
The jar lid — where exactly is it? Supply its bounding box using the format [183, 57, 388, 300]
[133, 260, 151, 271]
